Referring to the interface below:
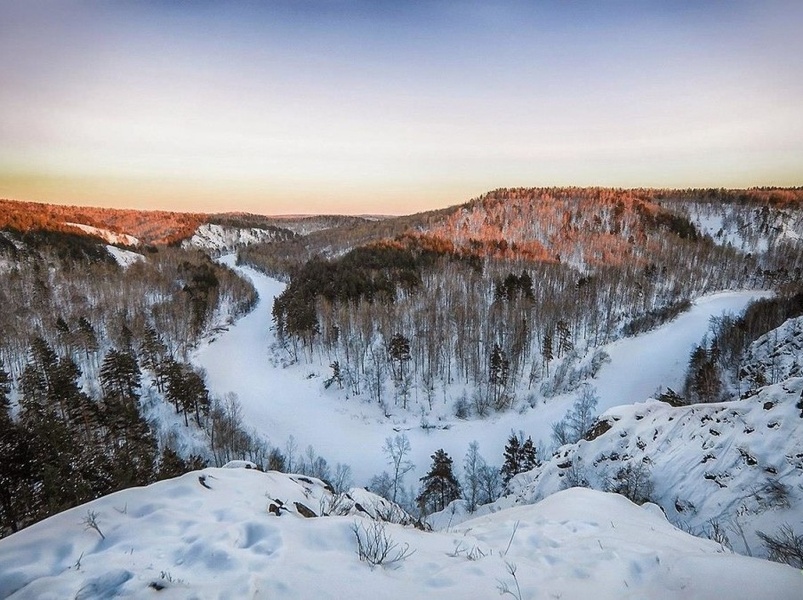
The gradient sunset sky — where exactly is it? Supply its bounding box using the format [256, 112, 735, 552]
[1, 1, 801, 215]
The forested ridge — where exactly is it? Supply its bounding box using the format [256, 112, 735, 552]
[0, 199, 206, 245]
[249, 187, 803, 418]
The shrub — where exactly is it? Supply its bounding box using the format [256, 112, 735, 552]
[351, 520, 415, 567]
[757, 524, 803, 568]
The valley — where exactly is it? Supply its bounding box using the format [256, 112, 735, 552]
[195, 256, 771, 489]
[1, 189, 802, 598]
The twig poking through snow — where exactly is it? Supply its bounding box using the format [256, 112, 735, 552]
[504, 520, 520, 556]
[82, 510, 105, 540]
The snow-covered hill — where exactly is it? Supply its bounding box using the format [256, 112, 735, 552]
[0, 465, 798, 599]
[180, 223, 288, 254]
[681, 202, 803, 253]
[740, 316, 803, 392]
[105, 245, 145, 267]
[66, 222, 140, 246]
[426, 315, 803, 564]
[489, 380, 803, 558]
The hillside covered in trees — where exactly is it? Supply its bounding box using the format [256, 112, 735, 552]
[245, 187, 803, 419]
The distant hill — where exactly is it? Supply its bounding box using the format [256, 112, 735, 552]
[0, 199, 376, 247]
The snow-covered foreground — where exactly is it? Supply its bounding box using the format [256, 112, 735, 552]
[196, 258, 771, 487]
[1, 466, 799, 599]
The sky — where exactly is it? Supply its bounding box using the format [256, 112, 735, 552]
[0, 1, 801, 215]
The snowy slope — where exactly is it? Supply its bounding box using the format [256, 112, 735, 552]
[0, 467, 799, 599]
[66, 223, 140, 246]
[466, 380, 803, 560]
[181, 223, 285, 254]
[684, 203, 803, 253]
[105, 245, 144, 267]
[194, 256, 771, 488]
[740, 316, 803, 391]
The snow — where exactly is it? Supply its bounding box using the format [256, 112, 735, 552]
[589, 290, 773, 412]
[105, 245, 144, 268]
[1, 468, 798, 599]
[181, 223, 284, 254]
[741, 316, 803, 386]
[470, 379, 803, 557]
[686, 203, 803, 253]
[194, 256, 772, 490]
[66, 223, 140, 247]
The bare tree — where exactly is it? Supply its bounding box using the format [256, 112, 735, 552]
[383, 434, 414, 504]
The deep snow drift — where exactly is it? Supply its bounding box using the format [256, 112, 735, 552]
[0, 465, 799, 599]
[194, 256, 771, 486]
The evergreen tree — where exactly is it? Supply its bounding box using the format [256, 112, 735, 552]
[139, 326, 169, 391]
[557, 320, 573, 357]
[267, 447, 287, 472]
[520, 437, 539, 472]
[0, 367, 11, 419]
[388, 333, 411, 382]
[417, 449, 461, 515]
[0, 366, 34, 534]
[324, 361, 344, 389]
[100, 349, 141, 404]
[684, 345, 721, 403]
[158, 447, 191, 480]
[54, 316, 72, 355]
[0, 418, 32, 534]
[500, 434, 521, 487]
[501, 433, 539, 490]
[542, 331, 554, 375]
[489, 343, 510, 408]
[76, 316, 99, 363]
[165, 361, 210, 427]
[519, 270, 535, 301]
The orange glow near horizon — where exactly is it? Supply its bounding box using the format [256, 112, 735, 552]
[0, 171, 481, 216]
[1, 2, 801, 215]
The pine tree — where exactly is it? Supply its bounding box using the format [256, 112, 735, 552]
[489, 343, 510, 408]
[324, 361, 344, 389]
[557, 320, 573, 357]
[100, 349, 141, 405]
[388, 333, 411, 382]
[501, 433, 539, 491]
[500, 434, 521, 488]
[519, 270, 534, 301]
[520, 437, 539, 472]
[417, 449, 461, 515]
[157, 447, 190, 480]
[542, 331, 554, 375]
[165, 361, 210, 427]
[76, 316, 99, 363]
[139, 326, 168, 391]
[0, 366, 34, 534]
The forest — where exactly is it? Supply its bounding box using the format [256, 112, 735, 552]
[0, 227, 257, 534]
[250, 188, 803, 418]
